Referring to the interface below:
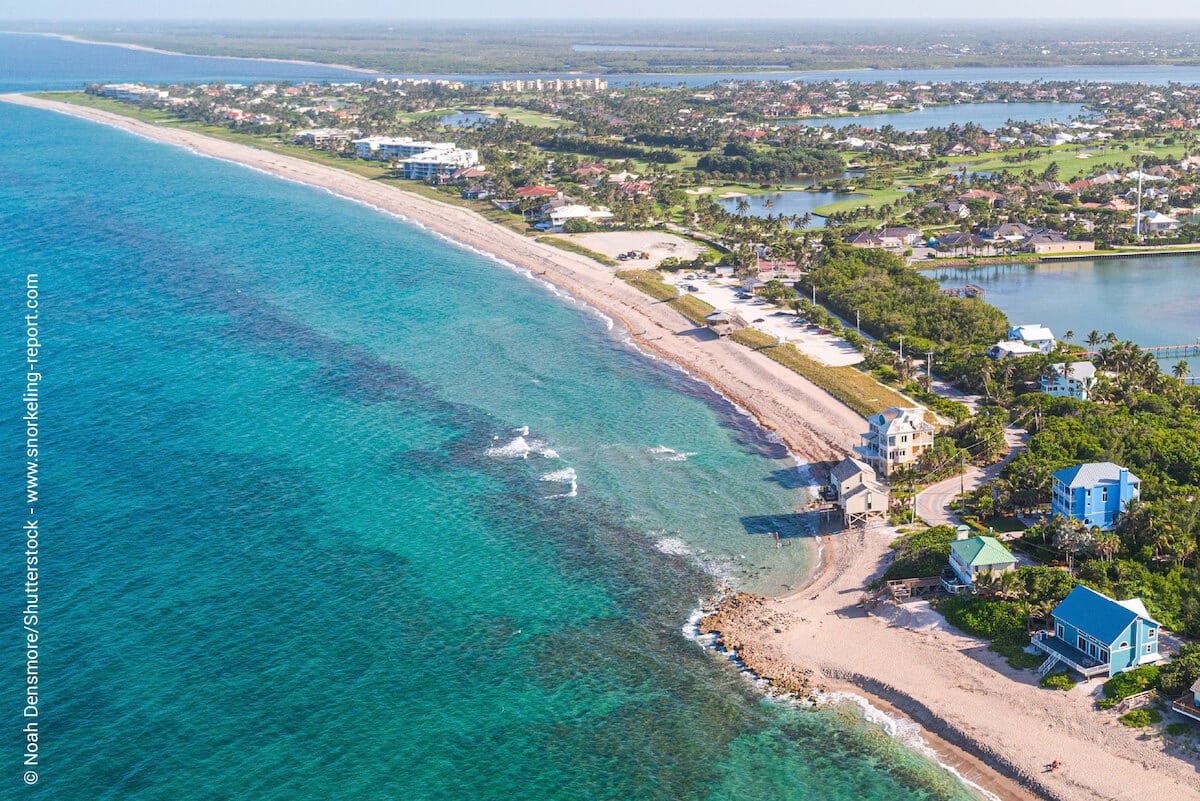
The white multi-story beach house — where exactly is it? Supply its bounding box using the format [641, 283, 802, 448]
[861, 407, 935, 477]
[1041, 361, 1098, 401]
[1007, 323, 1056, 353]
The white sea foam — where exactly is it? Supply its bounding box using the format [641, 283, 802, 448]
[683, 601, 1000, 801]
[486, 431, 559, 460]
[539, 467, 578, 498]
[648, 445, 698, 462]
[653, 536, 692, 556]
[487, 435, 533, 459]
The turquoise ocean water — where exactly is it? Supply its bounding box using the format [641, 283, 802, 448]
[1, 38, 986, 801]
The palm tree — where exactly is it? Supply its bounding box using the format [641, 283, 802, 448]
[1173, 359, 1192, 381]
[735, 197, 750, 217]
[1092, 531, 1121, 563]
[1086, 330, 1102, 351]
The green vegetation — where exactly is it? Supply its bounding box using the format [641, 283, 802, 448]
[877, 525, 954, 584]
[1119, 708, 1162, 727]
[997, 387, 1200, 634]
[537, 237, 618, 266]
[696, 143, 843, 182]
[806, 246, 1008, 350]
[1166, 722, 1191, 737]
[486, 107, 569, 128]
[941, 595, 1043, 669]
[1101, 665, 1160, 706]
[1159, 645, 1200, 697]
[937, 566, 1076, 669]
[50, 21, 1200, 74]
[31, 90, 177, 123]
[728, 327, 910, 417]
[1040, 671, 1077, 691]
[614, 270, 715, 326]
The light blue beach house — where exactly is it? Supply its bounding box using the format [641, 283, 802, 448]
[1050, 462, 1140, 531]
[1032, 585, 1161, 678]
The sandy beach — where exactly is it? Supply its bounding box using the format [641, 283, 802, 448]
[705, 526, 1200, 801]
[1, 94, 863, 468]
[10, 93, 1194, 801]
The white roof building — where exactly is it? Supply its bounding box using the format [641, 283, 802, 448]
[1008, 324, 1056, 353]
[548, 204, 614, 228]
[987, 340, 1041, 359]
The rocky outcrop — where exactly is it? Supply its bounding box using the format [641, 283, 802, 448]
[698, 592, 813, 698]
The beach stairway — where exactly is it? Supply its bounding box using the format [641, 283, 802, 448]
[1037, 654, 1062, 677]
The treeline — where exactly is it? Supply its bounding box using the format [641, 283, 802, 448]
[696, 142, 843, 180]
[804, 246, 1009, 350]
[624, 129, 722, 151]
[541, 135, 680, 163]
[1005, 393, 1200, 498]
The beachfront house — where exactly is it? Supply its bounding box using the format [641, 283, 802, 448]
[1007, 324, 1055, 354]
[987, 340, 1040, 359]
[1051, 462, 1140, 531]
[829, 457, 888, 526]
[1040, 361, 1098, 402]
[547, 204, 613, 230]
[1171, 677, 1200, 723]
[1032, 585, 1161, 678]
[941, 532, 1017, 595]
[861, 407, 935, 477]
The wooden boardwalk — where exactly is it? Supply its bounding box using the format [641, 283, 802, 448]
[1085, 343, 1200, 360]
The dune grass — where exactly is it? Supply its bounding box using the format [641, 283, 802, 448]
[616, 269, 715, 326]
[729, 328, 906, 417]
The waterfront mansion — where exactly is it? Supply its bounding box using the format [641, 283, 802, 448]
[861, 407, 935, 477]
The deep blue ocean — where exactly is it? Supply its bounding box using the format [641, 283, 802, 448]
[0, 34, 986, 800]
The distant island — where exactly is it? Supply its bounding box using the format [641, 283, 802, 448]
[15, 19, 1200, 74]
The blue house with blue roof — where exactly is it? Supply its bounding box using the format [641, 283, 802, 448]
[1032, 585, 1161, 678]
[1050, 462, 1140, 531]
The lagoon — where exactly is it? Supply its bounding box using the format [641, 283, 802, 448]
[926, 257, 1200, 370]
[788, 102, 1089, 132]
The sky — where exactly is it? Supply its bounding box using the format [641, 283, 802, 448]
[8, 2, 1200, 20]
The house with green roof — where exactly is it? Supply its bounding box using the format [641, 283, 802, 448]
[941, 533, 1017, 595]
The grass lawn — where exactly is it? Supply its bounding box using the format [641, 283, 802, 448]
[948, 138, 1189, 181]
[484, 106, 570, 128]
[31, 91, 180, 123]
[728, 328, 907, 417]
[811, 187, 911, 217]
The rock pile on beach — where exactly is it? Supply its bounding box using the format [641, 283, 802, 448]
[699, 592, 813, 698]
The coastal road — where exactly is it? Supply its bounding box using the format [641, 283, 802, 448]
[915, 425, 1028, 527]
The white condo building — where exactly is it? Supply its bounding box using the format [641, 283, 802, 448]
[352, 136, 480, 180]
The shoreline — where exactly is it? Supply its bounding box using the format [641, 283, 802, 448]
[0, 93, 864, 470]
[2, 31, 378, 75]
[701, 519, 1200, 801]
[7, 92, 1168, 801]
